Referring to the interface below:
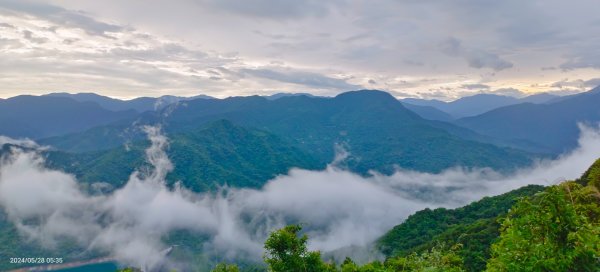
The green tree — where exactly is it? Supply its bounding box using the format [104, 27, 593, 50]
[386, 243, 465, 272]
[486, 182, 600, 271]
[263, 224, 335, 272]
[211, 263, 240, 272]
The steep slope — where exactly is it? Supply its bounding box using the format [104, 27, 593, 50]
[158, 90, 534, 173]
[377, 185, 545, 271]
[457, 86, 600, 154]
[42, 90, 534, 174]
[46, 120, 320, 191]
[0, 95, 137, 139]
[401, 102, 454, 122]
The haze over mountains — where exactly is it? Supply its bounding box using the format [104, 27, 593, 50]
[402, 92, 560, 119]
[1, 87, 600, 271]
[28, 90, 537, 178]
[458, 86, 600, 154]
[1, 87, 598, 177]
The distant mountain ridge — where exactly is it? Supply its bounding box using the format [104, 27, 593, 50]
[0, 95, 137, 139]
[45, 92, 214, 112]
[41, 90, 534, 174]
[403, 93, 560, 118]
[457, 86, 600, 154]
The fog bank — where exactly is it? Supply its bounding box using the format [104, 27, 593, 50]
[1, 125, 599, 270]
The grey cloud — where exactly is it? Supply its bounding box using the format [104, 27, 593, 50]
[22, 30, 48, 44]
[461, 83, 490, 90]
[560, 52, 600, 71]
[0, 37, 22, 49]
[203, 0, 336, 19]
[584, 78, 600, 88]
[465, 50, 513, 71]
[240, 68, 361, 90]
[109, 43, 210, 62]
[440, 37, 513, 71]
[0, 22, 14, 28]
[551, 78, 600, 90]
[492, 88, 525, 97]
[0, 0, 122, 37]
[0, 0, 599, 99]
[62, 38, 78, 44]
[551, 78, 587, 90]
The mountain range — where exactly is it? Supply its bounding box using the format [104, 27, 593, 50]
[457, 86, 600, 154]
[37, 90, 535, 178]
[0, 95, 137, 139]
[402, 92, 559, 119]
[1, 88, 600, 272]
[45, 92, 214, 112]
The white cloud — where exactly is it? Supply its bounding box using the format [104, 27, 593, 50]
[1, 124, 600, 269]
[0, 0, 599, 99]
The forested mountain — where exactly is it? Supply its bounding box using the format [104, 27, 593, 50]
[203, 159, 600, 272]
[377, 185, 545, 271]
[45, 120, 320, 191]
[401, 102, 455, 122]
[45, 92, 214, 112]
[458, 86, 600, 154]
[0, 95, 137, 139]
[42, 90, 535, 174]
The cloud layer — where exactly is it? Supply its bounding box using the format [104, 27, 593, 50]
[1, 0, 600, 100]
[1, 125, 600, 270]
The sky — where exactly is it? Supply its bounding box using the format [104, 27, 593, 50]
[0, 0, 599, 100]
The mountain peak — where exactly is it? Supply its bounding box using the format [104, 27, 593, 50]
[334, 89, 397, 102]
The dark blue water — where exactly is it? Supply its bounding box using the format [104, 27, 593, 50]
[53, 262, 118, 272]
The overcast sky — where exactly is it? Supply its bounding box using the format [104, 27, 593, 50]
[0, 0, 599, 100]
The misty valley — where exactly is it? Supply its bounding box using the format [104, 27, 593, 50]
[0, 89, 599, 272]
[1, 1, 600, 271]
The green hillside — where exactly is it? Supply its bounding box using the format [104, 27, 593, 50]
[43, 90, 535, 175]
[46, 120, 321, 191]
[377, 185, 545, 271]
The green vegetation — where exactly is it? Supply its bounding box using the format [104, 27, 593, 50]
[46, 120, 321, 191]
[211, 263, 241, 272]
[213, 224, 465, 272]
[377, 185, 545, 271]
[379, 159, 600, 272]
[43, 90, 536, 174]
[486, 169, 600, 271]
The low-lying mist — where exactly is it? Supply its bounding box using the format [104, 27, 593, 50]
[1, 125, 600, 270]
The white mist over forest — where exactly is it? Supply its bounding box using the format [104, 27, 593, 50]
[1, 125, 600, 270]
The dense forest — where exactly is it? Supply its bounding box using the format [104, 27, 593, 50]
[138, 159, 600, 272]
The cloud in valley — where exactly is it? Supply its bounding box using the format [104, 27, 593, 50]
[1, 125, 600, 269]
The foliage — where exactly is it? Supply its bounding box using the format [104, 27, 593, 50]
[42, 90, 535, 174]
[212, 263, 241, 272]
[385, 244, 465, 272]
[263, 224, 335, 272]
[46, 120, 321, 192]
[219, 224, 466, 272]
[486, 181, 600, 271]
[377, 185, 544, 271]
